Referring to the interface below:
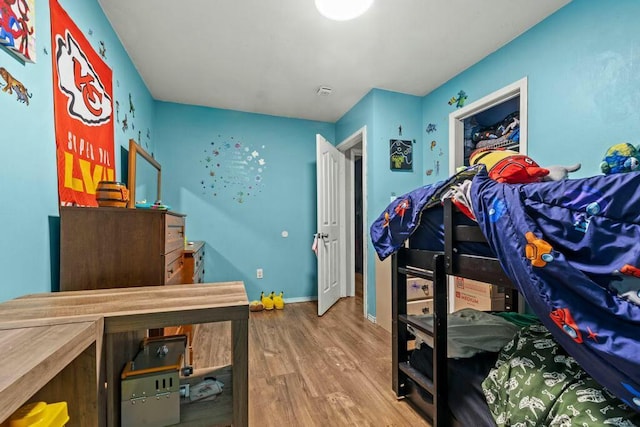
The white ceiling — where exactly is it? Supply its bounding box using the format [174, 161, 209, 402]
[98, 0, 571, 123]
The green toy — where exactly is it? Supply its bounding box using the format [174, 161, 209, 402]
[600, 142, 640, 175]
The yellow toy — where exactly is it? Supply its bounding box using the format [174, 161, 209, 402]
[4, 401, 69, 427]
[261, 291, 274, 310]
[273, 292, 285, 310]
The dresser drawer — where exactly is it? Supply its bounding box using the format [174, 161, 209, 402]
[166, 268, 185, 285]
[182, 241, 205, 284]
[407, 299, 434, 315]
[407, 277, 433, 301]
[194, 246, 204, 270]
[165, 249, 184, 284]
[193, 247, 204, 282]
[165, 215, 185, 254]
[192, 262, 205, 284]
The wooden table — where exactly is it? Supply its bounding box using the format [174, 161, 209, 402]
[0, 282, 249, 427]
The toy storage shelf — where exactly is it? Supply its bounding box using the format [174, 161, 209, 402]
[0, 282, 248, 427]
[0, 320, 102, 426]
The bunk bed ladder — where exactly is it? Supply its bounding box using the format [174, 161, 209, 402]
[392, 249, 448, 427]
[432, 253, 448, 427]
[443, 198, 519, 312]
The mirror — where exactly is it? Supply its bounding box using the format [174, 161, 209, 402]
[127, 139, 161, 208]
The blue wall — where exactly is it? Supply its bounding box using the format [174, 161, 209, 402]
[337, 89, 422, 316]
[420, 0, 640, 183]
[0, 0, 154, 301]
[155, 102, 334, 302]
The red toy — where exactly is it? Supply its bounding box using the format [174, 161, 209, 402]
[470, 148, 549, 184]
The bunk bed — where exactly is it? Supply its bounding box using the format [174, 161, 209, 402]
[391, 199, 519, 426]
[372, 167, 640, 426]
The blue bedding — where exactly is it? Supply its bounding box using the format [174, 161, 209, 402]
[371, 168, 640, 413]
[370, 166, 484, 260]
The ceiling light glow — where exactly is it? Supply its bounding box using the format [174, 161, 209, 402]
[315, 0, 374, 21]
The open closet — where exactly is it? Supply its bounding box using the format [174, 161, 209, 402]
[449, 77, 528, 174]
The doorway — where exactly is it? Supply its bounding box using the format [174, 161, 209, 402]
[337, 127, 368, 319]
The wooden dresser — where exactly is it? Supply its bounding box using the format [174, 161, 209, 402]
[183, 241, 205, 283]
[60, 207, 186, 291]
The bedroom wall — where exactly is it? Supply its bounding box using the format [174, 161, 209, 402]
[338, 0, 640, 321]
[154, 102, 334, 303]
[336, 89, 422, 321]
[0, 0, 155, 301]
[420, 0, 640, 184]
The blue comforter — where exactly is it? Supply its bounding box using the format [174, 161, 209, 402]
[371, 168, 640, 412]
[472, 170, 640, 413]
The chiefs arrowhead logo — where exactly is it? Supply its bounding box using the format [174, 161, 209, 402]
[55, 30, 112, 126]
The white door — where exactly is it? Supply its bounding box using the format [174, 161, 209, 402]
[316, 134, 345, 316]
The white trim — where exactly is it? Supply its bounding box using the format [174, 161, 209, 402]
[361, 127, 368, 320]
[347, 149, 358, 298]
[367, 314, 376, 324]
[285, 296, 317, 303]
[337, 126, 368, 319]
[336, 126, 365, 151]
[448, 77, 528, 175]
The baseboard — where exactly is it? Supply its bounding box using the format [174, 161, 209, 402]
[367, 314, 376, 323]
[284, 296, 317, 304]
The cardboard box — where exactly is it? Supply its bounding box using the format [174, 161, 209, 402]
[454, 290, 505, 311]
[454, 276, 504, 298]
[407, 298, 434, 315]
[407, 277, 433, 301]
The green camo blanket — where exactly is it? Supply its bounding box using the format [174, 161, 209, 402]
[482, 324, 640, 426]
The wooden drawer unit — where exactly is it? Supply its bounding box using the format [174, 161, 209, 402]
[165, 214, 185, 253]
[407, 298, 434, 315]
[165, 248, 184, 284]
[183, 241, 205, 284]
[60, 207, 187, 291]
[407, 276, 433, 301]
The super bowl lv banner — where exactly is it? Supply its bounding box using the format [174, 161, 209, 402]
[50, 0, 114, 206]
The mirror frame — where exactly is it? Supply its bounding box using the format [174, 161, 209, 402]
[127, 139, 161, 208]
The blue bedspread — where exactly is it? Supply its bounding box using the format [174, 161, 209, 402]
[370, 168, 640, 412]
[472, 169, 640, 413]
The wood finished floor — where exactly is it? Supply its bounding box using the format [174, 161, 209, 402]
[193, 295, 429, 426]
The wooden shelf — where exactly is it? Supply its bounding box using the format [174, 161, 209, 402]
[0, 282, 248, 427]
[0, 320, 102, 425]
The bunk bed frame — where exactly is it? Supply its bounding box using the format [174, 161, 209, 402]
[391, 198, 520, 427]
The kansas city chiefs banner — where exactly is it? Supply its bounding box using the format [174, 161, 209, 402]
[50, 0, 114, 206]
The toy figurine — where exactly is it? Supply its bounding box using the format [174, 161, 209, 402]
[600, 142, 640, 175]
[261, 291, 274, 310]
[273, 292, 285, 310]
[470, 148, 549, 184]
[542, 163, 582, 181]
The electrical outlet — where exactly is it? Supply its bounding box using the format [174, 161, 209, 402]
[256, 268, 263, 279]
